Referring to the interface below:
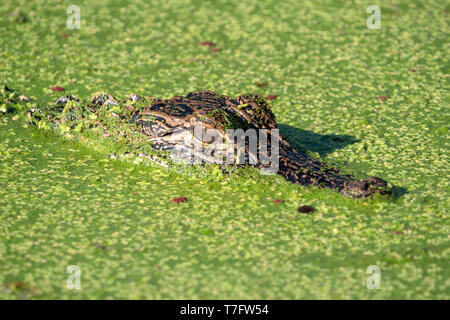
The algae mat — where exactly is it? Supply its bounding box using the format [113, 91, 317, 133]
[0, 0, 449, 299]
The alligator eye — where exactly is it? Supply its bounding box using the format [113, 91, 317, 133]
[130, 113, 141, 123]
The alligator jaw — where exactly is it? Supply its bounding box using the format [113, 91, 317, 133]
[277, 140, 390, 198]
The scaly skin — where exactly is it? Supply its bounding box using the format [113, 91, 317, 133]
[120, 90, 390, 198]
[25, 88, 390, 198]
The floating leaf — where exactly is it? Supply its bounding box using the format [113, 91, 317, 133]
[199, 41, 215, 47]
[171, 197, 188, 203]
